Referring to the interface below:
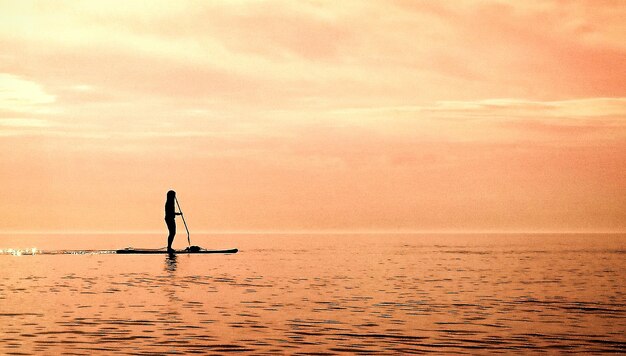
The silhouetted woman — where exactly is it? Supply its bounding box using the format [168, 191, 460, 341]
[165, 190, 182, 252]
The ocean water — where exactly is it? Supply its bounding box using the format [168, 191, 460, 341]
[0, 233, 624, 355]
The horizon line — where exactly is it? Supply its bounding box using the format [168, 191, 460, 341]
[0, 229, 624, 235]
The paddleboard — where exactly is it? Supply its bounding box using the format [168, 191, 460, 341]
[116, 248, 238, 254]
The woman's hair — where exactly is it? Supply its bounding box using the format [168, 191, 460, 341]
[167, 190, 176, 201]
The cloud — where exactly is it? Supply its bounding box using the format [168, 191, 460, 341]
[0, 117, 55, 136]
[2, 0, 625, 114]
[0, 73, 56, 114]
[428, 98, 626, 118]
[0, 118, 52, 128]
[327, 97, 626, 123]
[322, 97, 626, 144]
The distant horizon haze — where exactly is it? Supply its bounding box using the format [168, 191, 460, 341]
[0, 230, 624, 235]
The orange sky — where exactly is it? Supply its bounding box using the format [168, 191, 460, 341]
[1, 1, 625, 232]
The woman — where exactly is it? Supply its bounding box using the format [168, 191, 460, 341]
[165, 190, 182, 252]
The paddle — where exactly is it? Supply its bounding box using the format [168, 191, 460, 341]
[174, 196, 191, 247]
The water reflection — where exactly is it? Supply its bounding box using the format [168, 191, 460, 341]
[164, 253, 177, 273]
[162, 252, 183, 354]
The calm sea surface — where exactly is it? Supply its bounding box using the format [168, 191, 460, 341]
[0, 233, 624, 354]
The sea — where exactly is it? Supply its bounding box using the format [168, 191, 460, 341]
[0, 232, 624, 355]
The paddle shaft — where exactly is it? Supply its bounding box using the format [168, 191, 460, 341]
[174, 196, 191, 247]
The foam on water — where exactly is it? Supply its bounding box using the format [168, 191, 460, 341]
[0, 248, 119, 255]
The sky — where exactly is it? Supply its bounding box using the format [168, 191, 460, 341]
[0, 0, 625, 233]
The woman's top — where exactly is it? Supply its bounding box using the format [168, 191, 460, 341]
[165, 199, 176, 220]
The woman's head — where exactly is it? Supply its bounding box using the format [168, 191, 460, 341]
[167, 190, 176, 200]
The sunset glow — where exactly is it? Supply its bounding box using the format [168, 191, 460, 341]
[1, 1, 625, 232]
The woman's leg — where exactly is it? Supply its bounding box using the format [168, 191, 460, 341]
[166, 219, 176, 250]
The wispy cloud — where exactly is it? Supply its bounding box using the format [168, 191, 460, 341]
[0, 73, 56, 114]
[324, 97, 626, 142]
[428, 98, 626, 118]
[331, 97, 626, 118]
[0, 118, 53, 128]
[2, 1, 625, 110]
